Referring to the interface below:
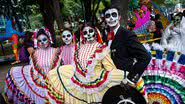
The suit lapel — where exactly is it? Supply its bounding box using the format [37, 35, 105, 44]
[110, 27, 122, 49]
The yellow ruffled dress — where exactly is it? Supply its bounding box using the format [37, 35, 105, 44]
[46, 42, 125, 104]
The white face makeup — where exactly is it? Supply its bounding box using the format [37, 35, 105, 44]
[174, 15, 182, 26]
[62, 30, 72, 45]
[105, 8, 119, 27]
[37, 34, 49, 48]
[83, 26, 96, 42]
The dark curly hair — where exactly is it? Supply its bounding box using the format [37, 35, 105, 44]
[36, 28, 49, 39]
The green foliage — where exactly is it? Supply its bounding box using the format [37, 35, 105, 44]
[97, 2, 106, 14]
[29, 4, 40, 15]
[0, 0, 40, 30]
[164, 0, 181, 5]
[152, 0, 183, 6]
[129, 0, 139, 10]
[152, 0, 185, 8]
[102, 0, 110, 8]
[61, 0, 82, 19]
[152, 0, 165, 5]
[29, 14, 44, 29]
[95, 0, 110, 14]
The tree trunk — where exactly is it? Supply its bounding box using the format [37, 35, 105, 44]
[111, 0, 129, 27]
[83, 0, 92, 22]
[53, 0, 63, 30]
[92, 0, 101, 25]
[7, 0, 23, 32]
[37, 0, 56, 47]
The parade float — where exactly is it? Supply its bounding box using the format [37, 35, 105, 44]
[128, 1, 185, 103]
[143, 43, 185, 104]
[128, 0, 170, 43]
[0, 17, 25, 63]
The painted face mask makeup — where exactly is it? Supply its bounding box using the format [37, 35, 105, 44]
[62, 30, 72, 45]
[105, 8, 119, 27]
[174, 15, 182, 26]
[83, 26, 96, 42]
[37, 34, 49, 48]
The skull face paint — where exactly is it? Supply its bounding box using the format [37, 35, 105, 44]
[83, 26, 96, 42]
[37, 34, 49, 48]
[62, 30, 72, 45]
[105, 8, 119, 27]
[174, 15, 182, 26]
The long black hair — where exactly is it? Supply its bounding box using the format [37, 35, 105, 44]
[36, 28, 49, 39]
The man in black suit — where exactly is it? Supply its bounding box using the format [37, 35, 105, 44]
[105, 7, 151, 85]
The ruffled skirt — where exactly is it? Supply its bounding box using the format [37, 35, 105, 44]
[5, 65, 47, 104]
[46, 65, 124, 104]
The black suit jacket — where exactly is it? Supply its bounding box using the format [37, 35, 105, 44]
[110, 26, 151, 82]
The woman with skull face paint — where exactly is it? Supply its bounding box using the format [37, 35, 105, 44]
[45, 23, 129, 104]
[59, 30, 76, 65]
[4, 28, 62, 104]
[161, 12, 185, 53]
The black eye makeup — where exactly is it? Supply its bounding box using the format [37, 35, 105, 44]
[67, 34, 71, 37]
[62, 34, 71, 38]
[112, 12, 117, 17]
[105, 12, 118, 18]
[89, 29, 93, 33]
[105, 13, 111, 18]
[38, 38, 47, 42]
[38, 40, 42, 42]
[83, 31, 88, 35]
[42, 38, 47, 41]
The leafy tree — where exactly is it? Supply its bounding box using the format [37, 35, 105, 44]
[53, 0, 63, 30]
[0, 0, 30, 31]
[164, 0, 182, 5]
[152, 0, 184, 6]
[152, 0, 165, 5]
[29, 14, 43, 29]
[61, 0, 82, 19]
[78, 0, 105, 24]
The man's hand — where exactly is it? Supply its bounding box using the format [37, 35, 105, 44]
[121, 78, 136, 88]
